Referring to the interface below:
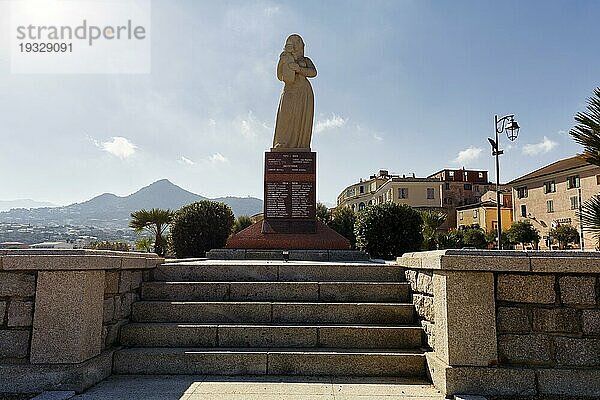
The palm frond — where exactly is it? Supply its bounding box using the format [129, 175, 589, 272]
[569, 87, 600, 167]
[578, 195, 600, 238]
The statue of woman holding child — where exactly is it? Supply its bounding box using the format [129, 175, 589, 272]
[272, 34, 317, 151]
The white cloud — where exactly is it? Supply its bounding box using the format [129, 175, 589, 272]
[264, 6, 280, 16]
[94, 136, 137, 159]
[208, 118, 216, 127]
[314, 113, 346, 133]
[522, 136, 558, 156]
[452, 146, 482, 165]
[240, 110, 271, 139]
[179, 156, 195, 165]
[210, 152, 228, 163]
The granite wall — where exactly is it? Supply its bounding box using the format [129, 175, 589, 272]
[398, 250, 600, 398]
[0, 250, 162, 395]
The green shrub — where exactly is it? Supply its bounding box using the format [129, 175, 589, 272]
[316, 202, 331, 224]
[549, 224, 580, 249]
[232, 215, 254, 235]
[507, 220, 541, 249]
[328, 206, 357, 248]
[170, 201, 235, 258]
[461, 226, 488, 249]
[354, 203, 423, 259]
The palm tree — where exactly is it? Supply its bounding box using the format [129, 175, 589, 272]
[570, 87, 600, 246]
[569, 87, 600, 166]
[129, 208, 173, 256]
[578, 196, 600, 250]
[419, 210, 447, 250]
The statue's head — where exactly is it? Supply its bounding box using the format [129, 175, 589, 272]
[285, 34, 304, 59]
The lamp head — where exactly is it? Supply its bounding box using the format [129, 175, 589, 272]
[506, 119, 520, 141]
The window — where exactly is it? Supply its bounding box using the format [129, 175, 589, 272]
[358, 202, 365, 211]
[464, 183, 473, 190]
[570, 196, 579, 210]
[478, 172, 484, 179]
[521, 204, 527, 217]
[398, 188, 408, 199]
[567, 175, 580, 189]
[368, 200, 373, 205]
[449, 171, 455, 177]
[597, 175, 600, 185]
[517, 186, 528, 199]
[547, 200, 554, 213]
[473, 210, 478, 218]
[459, 211, 464, 220]
[543, 180, 556, 194]
[474, 185, 480, 192]
[445, 182, 450, 190]
[359, 185, 365, 194]
[427, 188, 435, 199]
[448, 198, 453, 205]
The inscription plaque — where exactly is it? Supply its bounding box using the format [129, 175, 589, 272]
[264, 151, 316, 233]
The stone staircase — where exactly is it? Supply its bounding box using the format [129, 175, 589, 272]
[113, 260, 426, 377]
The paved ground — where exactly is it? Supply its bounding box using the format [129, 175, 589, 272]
[71, 375, 444, 400]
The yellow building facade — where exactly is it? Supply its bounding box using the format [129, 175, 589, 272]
[510, 156, 600, 250]
[456, 201, 513, 233]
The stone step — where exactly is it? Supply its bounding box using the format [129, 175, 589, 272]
[131, 301, 414, 324]
[113, 347, 426, 377]
[153, 262, 404, 283]
[141, 281, 411, 302]
[120, 323, 422, 349]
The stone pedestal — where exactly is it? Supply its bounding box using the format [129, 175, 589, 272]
[226, 150, 350, 250]
[263, 151, 316, 234]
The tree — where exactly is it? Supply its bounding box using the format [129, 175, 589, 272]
[328, 206, 357, 248]
[419, 210, 447, 250]
[316, 202, 331, 224]
[486, 228, 512, 249]
[129, 208, 173, 256]
[135, 237, 153, 252]
[507, 220, 540, 249]
[461, 227, 489, 249]
[549, 225, 580, 249]
[578, 196, 600, 249]
[232, 215, 253, 235]
[170, 201, 235, 258]
[570, 87, 600, 246]
[355, 203, 423, 259]
[569, 87, 600, 166]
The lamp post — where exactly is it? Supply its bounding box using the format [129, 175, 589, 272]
[488, 114, 520, 250]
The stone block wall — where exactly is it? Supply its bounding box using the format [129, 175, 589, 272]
[0, 250, 162, 394]
[405, 269, 435, 349]
[397, 250, 600, 397]
[102, 269, 150, 350]
[496, 273, 600, 368]
[0, 272, 36, 363]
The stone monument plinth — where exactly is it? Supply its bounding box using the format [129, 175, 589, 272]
[263, 151, 316, 234]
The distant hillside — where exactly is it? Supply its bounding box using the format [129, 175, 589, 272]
[0, 199, 57, 212]
[0, 179, 263, 229]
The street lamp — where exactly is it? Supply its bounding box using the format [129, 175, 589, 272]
[488, 114, 520, 250]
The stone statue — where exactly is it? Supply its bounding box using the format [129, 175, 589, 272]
[272, 34, 317, 151]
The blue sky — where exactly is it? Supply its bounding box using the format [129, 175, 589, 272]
[0, 0, 598, 206]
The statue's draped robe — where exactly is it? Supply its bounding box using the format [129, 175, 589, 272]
[273, 55, 316, 150]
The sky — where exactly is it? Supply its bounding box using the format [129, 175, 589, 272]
[0, 0, 599, 207]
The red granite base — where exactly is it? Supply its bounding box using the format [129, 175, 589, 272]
[226, 220, 351, 250]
